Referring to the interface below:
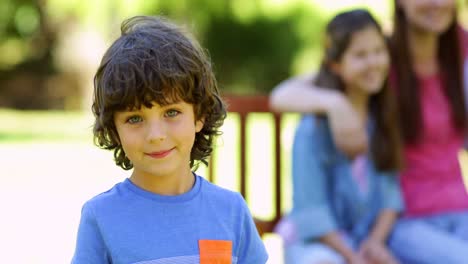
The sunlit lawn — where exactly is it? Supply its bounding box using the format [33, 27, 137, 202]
[0, 109, 298, 263]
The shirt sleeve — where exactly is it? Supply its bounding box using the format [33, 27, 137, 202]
[288, 115, 338, 241]
[377, 172, 404, 212]
[71, 202, 110, 264]
[235, 193, 269, 264]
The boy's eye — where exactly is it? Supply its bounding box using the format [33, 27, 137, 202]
[165, 109, 180, 118]
[126, 116, 143, 124]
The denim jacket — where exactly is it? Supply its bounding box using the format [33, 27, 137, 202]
[288, 115, 403, 244]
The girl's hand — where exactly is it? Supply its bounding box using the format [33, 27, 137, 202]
[327, 93, 368, 158]
[345, 252, 368, 264]
[359, 238, 399, 264]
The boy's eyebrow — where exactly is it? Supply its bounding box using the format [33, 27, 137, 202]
[115, 101, 185, 112]
[115, 107, 142, 113]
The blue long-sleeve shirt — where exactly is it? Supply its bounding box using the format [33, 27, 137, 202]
[288, 115, 403, 244]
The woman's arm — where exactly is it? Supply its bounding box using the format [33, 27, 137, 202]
[269, 74, 342, 113]
[270, 74, 368, 157]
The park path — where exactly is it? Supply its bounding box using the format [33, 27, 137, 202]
[0, 143, 126, 263]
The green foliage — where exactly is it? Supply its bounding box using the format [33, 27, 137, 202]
[112, 0, 327, 94]
[0, 0, 43, 69]
[204, 14, 302, 93]
[0, 0, 356, 108]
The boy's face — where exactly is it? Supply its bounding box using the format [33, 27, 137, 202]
[113, 101, 203, 182]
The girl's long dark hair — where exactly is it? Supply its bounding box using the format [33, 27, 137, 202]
[314, 9, 402, 171]
[390, 1, 467, 143]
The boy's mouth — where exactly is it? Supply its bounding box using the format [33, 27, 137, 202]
[145, 148, 175, 159]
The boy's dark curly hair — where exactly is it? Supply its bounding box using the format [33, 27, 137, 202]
[92, 16, 226, 170]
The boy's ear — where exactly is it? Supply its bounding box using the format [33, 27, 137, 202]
[195, 118, 204, 133]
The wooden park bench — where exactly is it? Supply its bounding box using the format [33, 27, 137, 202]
[207, 94, 285, 237]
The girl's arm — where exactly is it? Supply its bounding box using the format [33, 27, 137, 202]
[368, 209, 399, 243]
[290, 116, 366, 264]
[320, 232, 366, 264]
[270, 74, 368, 157]
[360, 170, 403, 264]
[359, 209, 400, 264]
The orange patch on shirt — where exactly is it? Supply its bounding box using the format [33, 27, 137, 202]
[199, 240, 232, 264]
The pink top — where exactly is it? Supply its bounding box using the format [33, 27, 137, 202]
[400, 27, 468, 217]
[401, 73, 468, 217]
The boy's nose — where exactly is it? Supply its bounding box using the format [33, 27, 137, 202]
[146, 120, 167, 142]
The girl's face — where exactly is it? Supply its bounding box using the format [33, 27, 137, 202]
[334, 26, 389, 96]
[398, 0, 455, 34]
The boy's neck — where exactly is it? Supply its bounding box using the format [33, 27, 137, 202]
[129, 169, 195, 196]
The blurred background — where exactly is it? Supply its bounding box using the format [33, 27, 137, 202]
[1, 0, 467, 263]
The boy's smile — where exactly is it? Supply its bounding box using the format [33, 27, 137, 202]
[145, 148, 175, 159]
[113, 101, 203, 195]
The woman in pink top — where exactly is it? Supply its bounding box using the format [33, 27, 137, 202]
[270, 0, 468, 263]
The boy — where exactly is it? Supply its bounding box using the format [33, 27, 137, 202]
[72, 16, 268, 263]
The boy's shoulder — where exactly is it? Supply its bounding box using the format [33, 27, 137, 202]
[198, 176, 243, 203]
[81, 180, 127, 211]
[198, 176, 252, 218]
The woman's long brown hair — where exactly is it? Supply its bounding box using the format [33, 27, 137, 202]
[390, 1, 467, 144]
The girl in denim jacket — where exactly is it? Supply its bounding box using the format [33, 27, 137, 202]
[275, 10, 403, 264]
